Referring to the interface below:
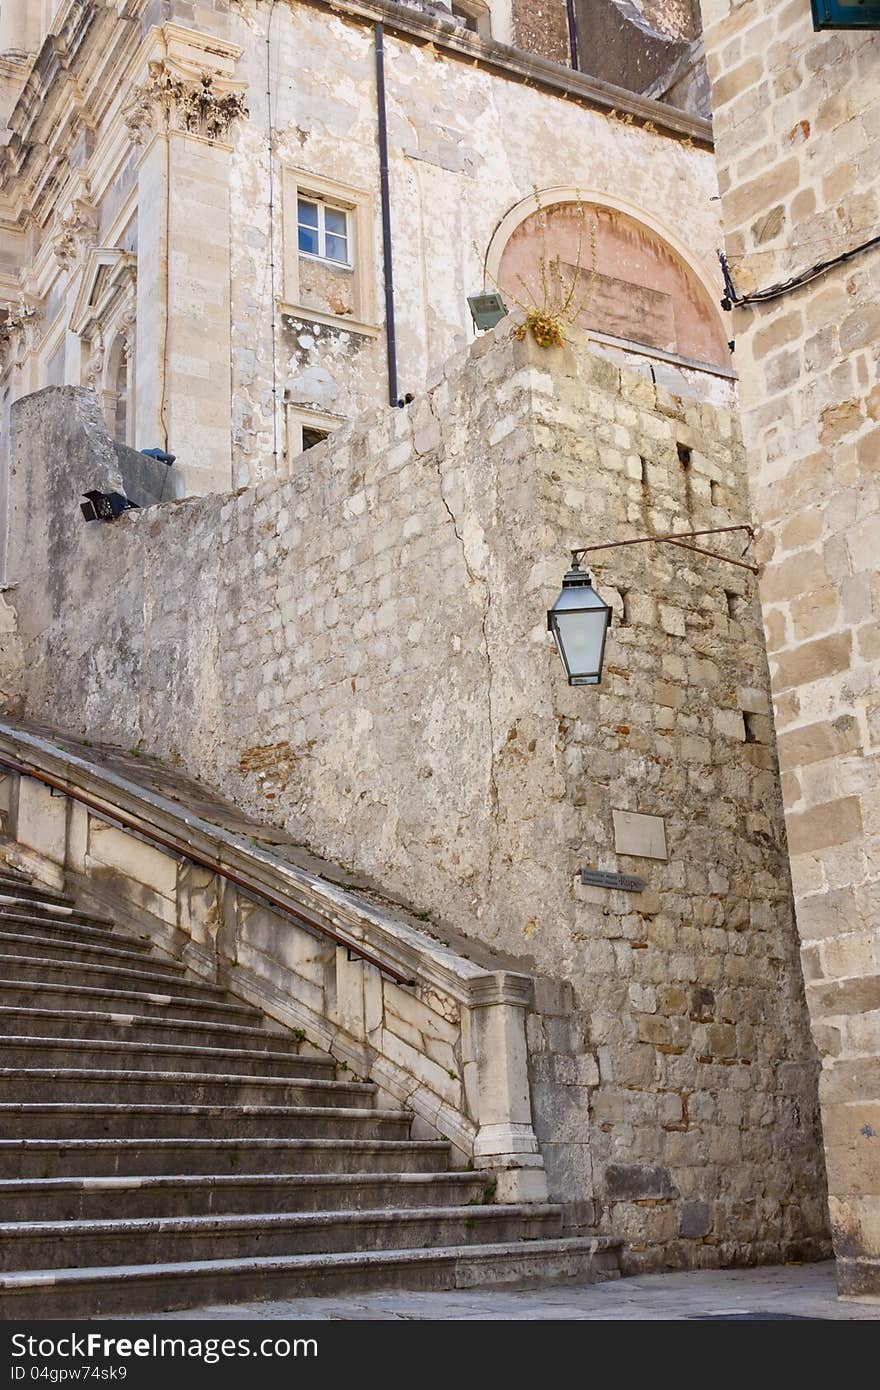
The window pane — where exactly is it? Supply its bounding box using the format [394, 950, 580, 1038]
[324, 232, 348, 263]
[297, 199, 319, 228]
[298, 224, 319, 256]
[302, 427, 329, 450]
[324, 207, 347, 237]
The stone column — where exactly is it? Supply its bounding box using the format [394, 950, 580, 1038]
[133, 130, 166, 459]
[127, 48, 247, 495]
[469, 972, 549, 1202]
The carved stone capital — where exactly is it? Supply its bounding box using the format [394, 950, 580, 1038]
[0, 295, 44, 368]
[124, 59, 248, 146]
[467, 970, 536, 1010]
[52, 198, 98, 271]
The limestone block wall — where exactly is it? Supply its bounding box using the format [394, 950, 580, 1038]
[698, 0, 880, 1296]
[510, 0, 571, 62]
[7, 326, 828, 1269]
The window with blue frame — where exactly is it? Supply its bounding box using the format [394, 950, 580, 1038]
[297, 197, 352, 266]
[811, 0, 880, 27]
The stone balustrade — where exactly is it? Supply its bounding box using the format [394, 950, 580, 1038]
[0, 723, 548, 1202]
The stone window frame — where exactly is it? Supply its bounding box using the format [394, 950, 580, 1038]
[284, 403, 346, 465]
[69, 248, 138, 448]
[450, 1, 493, 37]
[281, 169, 379, 337]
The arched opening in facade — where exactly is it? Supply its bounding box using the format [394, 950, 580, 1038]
[103, 332, 131, 446]
[488, 191, 730, 371]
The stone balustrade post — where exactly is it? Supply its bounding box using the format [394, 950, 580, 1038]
[469, 972, 548, 1202]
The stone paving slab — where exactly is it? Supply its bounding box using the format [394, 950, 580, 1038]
[113, 1261, 879, 1320]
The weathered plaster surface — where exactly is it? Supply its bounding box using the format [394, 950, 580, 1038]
[7, 326, 829, 1269]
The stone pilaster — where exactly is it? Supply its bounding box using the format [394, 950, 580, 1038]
[126, 30, 248, 491]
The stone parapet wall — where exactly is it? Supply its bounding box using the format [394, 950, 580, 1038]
[6, 325, 829, 1268]
[698, 0, 880, 1296]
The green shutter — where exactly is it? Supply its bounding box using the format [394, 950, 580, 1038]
[811, 0, 880, 28]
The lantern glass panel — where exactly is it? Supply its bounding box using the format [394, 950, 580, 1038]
[553, 608, 609, 683]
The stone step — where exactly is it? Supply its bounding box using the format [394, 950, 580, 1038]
[0, 904, 119, 930]
[0, 913, 152, 950]
[0, 930, 185, 976]
[0, 953, 229, 999]
[0, 1035, 333, 1079]
[0, 885, 78, 910]
[0, 1005, 294, 1051]
[0, 1069, 374, 1108]
[0, 1171, 491, 1222]
[0, 1205, 563, 1272]
[0, 871, 33, 889]
[0, 1137, 452, 1179]
[0, 1102, 412, 1141]
[0, 979, 262, 1026]
[0, 1238, 623, 1317]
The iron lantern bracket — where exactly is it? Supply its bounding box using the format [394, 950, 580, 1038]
[570, 524, 758, 575]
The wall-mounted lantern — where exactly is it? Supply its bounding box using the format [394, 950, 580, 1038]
[548, 525, 758, 687]
[547, 562, 613, 686]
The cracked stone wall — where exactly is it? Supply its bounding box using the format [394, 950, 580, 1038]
[9, 325, 828, 1270]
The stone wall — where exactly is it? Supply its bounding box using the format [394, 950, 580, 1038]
[6, 325, 829, 1269]
[511, 0, 571, 63]
[698, 0, 880, 1297]
[573, 0, 707, 118]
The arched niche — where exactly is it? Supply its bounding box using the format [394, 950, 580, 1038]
[486, 189, 730, 371]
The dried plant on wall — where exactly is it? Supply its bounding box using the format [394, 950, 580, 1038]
[487, 191, 599, 348]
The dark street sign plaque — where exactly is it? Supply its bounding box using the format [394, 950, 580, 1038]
[580, 867, 647, 893]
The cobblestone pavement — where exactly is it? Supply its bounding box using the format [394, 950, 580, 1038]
[131, 1262, 879, 1320]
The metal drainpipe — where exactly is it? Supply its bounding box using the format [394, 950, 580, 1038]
[565, 0, 580, 70]
[374, 22, 400, 408]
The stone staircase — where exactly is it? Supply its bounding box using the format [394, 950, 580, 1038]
[0, 866, 620, 1316]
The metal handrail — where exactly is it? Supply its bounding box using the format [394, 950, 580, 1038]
[0, 754, 416, 987]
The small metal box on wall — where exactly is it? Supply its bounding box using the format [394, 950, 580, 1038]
[811, 0, 880, 27]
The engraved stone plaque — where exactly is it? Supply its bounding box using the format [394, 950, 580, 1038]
[612, 810, 668, 861]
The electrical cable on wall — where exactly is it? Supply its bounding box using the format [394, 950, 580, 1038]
[718, 232, 880, 310]
[266, 0, 280, 473]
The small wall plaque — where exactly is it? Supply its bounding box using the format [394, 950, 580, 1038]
[581, 867, 647, 893]
[612, 809, 668, 861]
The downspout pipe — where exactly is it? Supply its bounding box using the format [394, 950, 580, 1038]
[566, 0, 579, 70]
[375, 22, 399, 408]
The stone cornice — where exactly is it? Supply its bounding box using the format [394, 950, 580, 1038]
[0, 11, 248, 234]
[0, 0, 145, 221]
[297, 0, 713, 146]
